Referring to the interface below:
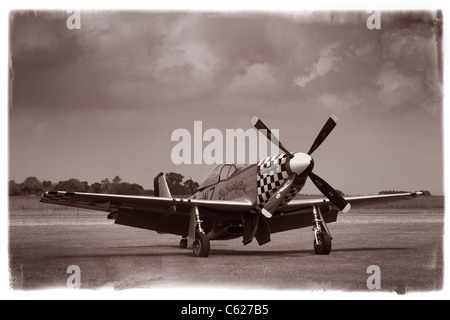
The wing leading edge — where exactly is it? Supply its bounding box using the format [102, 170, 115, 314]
[41, 190, 423, 216]
[279, 191, 424, 213]
[40, 191, 254, 214]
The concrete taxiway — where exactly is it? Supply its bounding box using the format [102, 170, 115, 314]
[9, 209, 443, 294]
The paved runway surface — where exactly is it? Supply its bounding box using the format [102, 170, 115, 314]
[9, 209, 443, 295]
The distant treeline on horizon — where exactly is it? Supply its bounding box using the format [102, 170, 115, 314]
[9, 175, 433, 197]
[9, 173, 200, 197]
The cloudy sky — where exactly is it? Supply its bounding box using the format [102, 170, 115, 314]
[8, 10, 443, 195]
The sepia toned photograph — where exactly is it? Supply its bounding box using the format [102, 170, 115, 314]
[7, 7, 444, 298]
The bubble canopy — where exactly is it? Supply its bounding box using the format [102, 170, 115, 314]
[198, 164, 247, 190]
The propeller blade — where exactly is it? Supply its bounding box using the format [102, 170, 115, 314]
[261, 174, 297, 218]
[308, 172, 351, 213]
[251, 116, 293, 157]
[307, 114, 338, 155]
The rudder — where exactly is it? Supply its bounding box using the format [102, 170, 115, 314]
[154, 172, 172, 198]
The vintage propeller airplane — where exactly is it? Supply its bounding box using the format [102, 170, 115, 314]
[41, 115, 422, 257]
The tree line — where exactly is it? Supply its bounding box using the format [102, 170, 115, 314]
[9, 173, 200, 196]
[378, 190, 432, 196]
[9, 176, 431, 197]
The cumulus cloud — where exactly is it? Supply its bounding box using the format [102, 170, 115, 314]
[155, 41, 221, 85]
[374, 60, 425, 112]
[222, 63, 280, 98]
[375, 20, 442, 114]
[294, 43, 342, 88]
[10, 10, 442, 119]
[299, 14, 442, 117]
[381, 22, 436, 72]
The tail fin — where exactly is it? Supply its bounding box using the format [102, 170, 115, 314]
[154, 172, 172, 198]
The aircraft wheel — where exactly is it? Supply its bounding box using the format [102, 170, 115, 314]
[314, 232, 332, 255]
[193, 234, 210, 257]
[180, 238, 188, 249]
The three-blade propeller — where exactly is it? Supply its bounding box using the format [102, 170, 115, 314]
[252, 115, 351, 218]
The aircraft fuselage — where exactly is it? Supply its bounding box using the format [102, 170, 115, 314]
[192, 153, 313, 216]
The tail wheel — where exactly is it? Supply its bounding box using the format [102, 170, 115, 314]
[314, 232, 332, 255]
[193, 234, 210, 257]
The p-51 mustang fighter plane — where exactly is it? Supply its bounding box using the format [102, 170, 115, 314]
[41, 115, 422, 257]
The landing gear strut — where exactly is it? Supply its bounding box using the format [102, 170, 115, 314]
[312, 206, 332, 255]
[190, 206, 210, 257]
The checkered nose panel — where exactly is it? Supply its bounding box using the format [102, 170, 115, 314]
[250, 154, 291, 213]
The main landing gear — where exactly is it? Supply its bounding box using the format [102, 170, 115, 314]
[181, 206, 211, 257]
[192, 206, 210, 257]
[312, 206, 332, 255]
[193, 233, 210, 258]
[180, 234, 210, 257]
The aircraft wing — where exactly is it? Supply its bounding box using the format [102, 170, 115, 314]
[279, 191, 424, 213]
[41, 191, 253, 213]
[266, 192, 424, 235]
[40, 191, 424, 238]
[40, 191, 254, 236]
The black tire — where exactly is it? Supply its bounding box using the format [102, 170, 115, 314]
[314, 232, 332, 255]
[193, 234, 210, 257]
[179, 238, 188, 249]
